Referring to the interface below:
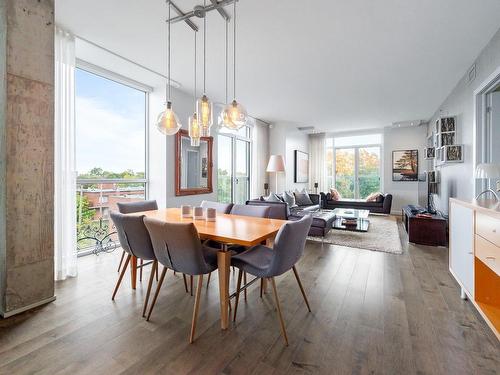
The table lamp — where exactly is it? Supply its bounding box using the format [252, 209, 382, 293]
[475, 163, 500, 201]
[266, 155, 285, 193]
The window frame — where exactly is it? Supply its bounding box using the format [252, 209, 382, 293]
[75, 61, 150, 256]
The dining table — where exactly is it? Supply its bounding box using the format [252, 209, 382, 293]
[127, 207, 287, 330]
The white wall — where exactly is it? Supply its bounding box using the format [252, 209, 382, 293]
[427, 26, 500, 214]
[269, 122, 309, 193]
[383, 126, 427, 214]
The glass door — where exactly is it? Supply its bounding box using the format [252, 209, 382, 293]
[217, 128, 251, 204]
[358, 147, 381, 198]
[217, 135, 233, 203]
[334, 146, 381, 199]
[335, 148, 355, 198]
[234, 139, 250, 204]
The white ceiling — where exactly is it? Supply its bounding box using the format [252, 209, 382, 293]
[56, 0, 500, 132]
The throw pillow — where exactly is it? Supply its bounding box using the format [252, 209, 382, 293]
[329, 188, 341, 201]
[282, 191, 297, 208]
[294, 189, 313, 206]
[264, 192, 282, 202]
[366, 192, 383, 202]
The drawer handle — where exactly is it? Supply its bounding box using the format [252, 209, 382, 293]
[493, 229, 497, 233]
[486, 256, 496, 261]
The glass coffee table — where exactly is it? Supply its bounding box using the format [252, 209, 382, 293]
[332, 208, 370, 232]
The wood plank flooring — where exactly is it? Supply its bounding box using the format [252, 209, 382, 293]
[0, 226, 499, 374]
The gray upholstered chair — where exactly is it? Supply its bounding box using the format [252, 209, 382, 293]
[230, 204, 270, 218]
[116, 200, 157, 279]
[205, 204, 272, 290]
[231, 215, 313, 346]
[110, 211, 158, 317]
[200, 200, 233, 214]
[144, 218, 218, 343]
[116, 200, 189, 294]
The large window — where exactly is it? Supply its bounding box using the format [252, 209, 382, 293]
[75, 67, 148, 256]
[217, 126, 251, 204]
[326, 134, 382, 199]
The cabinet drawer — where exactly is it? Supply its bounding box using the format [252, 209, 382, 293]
[476, 235, 500, 276]
[476, 212, 500, 246]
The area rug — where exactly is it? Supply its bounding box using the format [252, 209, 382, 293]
[307, 215, 403, 254]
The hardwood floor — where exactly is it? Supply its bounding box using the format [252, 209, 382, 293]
[0, 228, 499, 374]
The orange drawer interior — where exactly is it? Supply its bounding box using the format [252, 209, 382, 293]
[475, 235, 500, 277]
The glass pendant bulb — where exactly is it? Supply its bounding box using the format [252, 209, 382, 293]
[196, 94, 213, 137]
[218, 106, 235, 129]
[156, 101, 181, 135]
[223, 99, 247, 129]
[189, 113, 201, 147]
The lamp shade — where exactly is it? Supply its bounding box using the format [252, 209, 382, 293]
[475, 163, 500, 179]
[266, 155, 286, 173]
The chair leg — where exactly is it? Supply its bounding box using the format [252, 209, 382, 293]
[139, 259, 144, 282]
[233, 269, 243, 322]
[112, 254, 131, 300]
[190, 275, 194, 296]
[292, 266, 311, 312]
[189, 274, 204, 343]
[146, 267, 168, 321]
[206, 272, 211, 289]
[243, 272, 248, 301]
[183, 274, 189, 293]
[142, 260, 157, 317]
[270, 277, 289, 346]
[260, 278, 263, 298]
[117, 251, 125, 273]
[155, 265, 159, 281]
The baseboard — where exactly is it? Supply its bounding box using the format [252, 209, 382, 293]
[0, 296, 56, 318]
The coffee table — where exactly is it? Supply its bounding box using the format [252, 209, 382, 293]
[332, 208, 370, 232]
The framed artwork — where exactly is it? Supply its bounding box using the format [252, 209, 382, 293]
[294, 150, 309, 183]
[392, 150, 418, 181]
[424, 147, 435, 159]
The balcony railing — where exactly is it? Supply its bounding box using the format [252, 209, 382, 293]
[76, 179, 146, 256]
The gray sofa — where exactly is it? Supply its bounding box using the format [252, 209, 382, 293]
[320, 192, 393, 214]
[247, 193, 321, 220]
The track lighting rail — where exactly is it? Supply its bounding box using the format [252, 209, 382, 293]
[167, 0, 238, 31]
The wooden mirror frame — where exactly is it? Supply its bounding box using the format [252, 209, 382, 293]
[175, 129, 213, 196]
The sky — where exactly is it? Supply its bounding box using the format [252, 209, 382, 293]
[75, 68, 146, 175]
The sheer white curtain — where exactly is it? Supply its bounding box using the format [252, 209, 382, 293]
[251, 119, 270, 198]
[54, 27, 77, 280]
[309, 133, 326, 192]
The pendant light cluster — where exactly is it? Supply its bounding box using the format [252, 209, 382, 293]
[157, 0, 248, 144]
[188, 32, 201, 146]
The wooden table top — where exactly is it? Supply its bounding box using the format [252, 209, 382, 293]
[130, 207, 288, 246]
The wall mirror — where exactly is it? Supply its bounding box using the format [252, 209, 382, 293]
[175, 129, 213, 196]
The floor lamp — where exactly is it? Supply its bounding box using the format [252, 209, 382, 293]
[266, 155, 285, 193]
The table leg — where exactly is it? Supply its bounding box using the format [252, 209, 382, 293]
[217, 244, 231, 330]
[130, 256, 137, 290]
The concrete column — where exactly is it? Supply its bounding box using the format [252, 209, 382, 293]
[0, 0, 55, 317]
